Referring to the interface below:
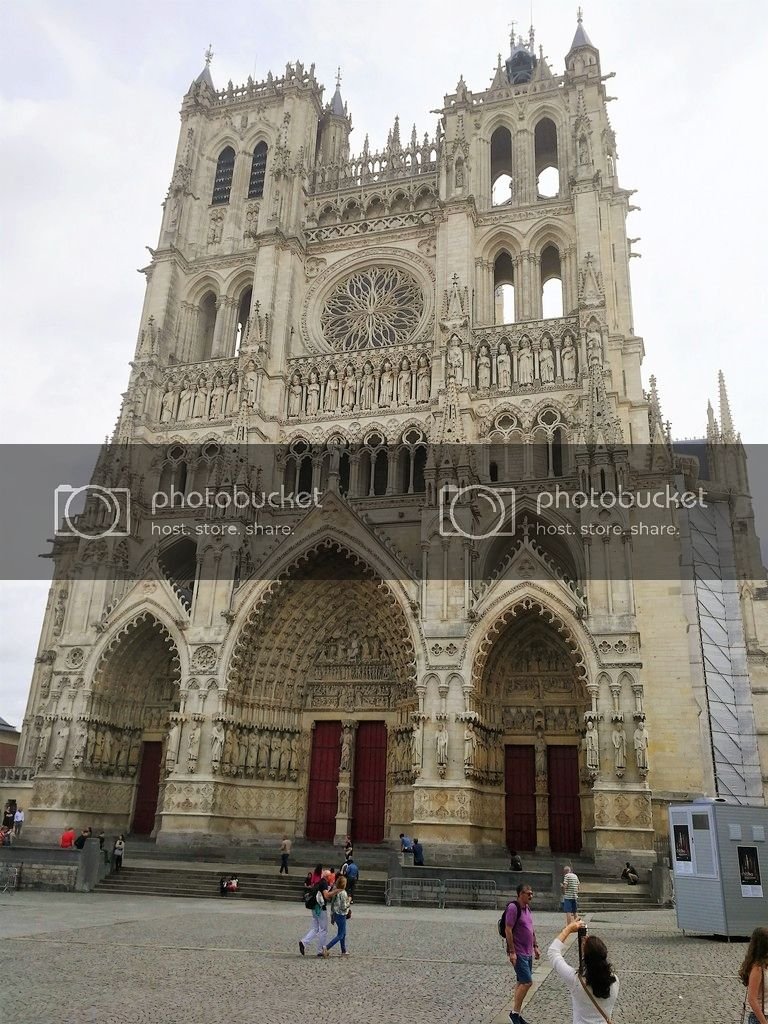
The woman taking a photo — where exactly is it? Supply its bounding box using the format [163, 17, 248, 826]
[739, 926, 768, 1024]
[547, 919, 619, 1023]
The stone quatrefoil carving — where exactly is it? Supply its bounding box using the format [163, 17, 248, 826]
[321, 267, 424, 351]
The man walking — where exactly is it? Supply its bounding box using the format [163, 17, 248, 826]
[344, 857, 359, 899]
[561, 864, 580, 924]
[13, 806, 24, 838]
[504, 883, 540, 1024]
[279, 835, 291, 874]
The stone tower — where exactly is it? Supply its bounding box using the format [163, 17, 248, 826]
[12, 17, 768, 868]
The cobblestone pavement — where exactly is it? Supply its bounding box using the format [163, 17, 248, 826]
[0, 894, 747, 1024]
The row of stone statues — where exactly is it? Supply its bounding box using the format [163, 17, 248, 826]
[204, 722, 301, 780]
[29, 717, 143, 775]
[473, 335, 579, 390]
[584, 717, 649, 778]
[159, 364, 259, 423]
[287, 355, 432, 418]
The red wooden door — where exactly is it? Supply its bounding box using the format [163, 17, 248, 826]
[131, 742, 162, 835]
[352, 721, 387, 843]
[306, 721, 342, 841]
[548, 745, 582, 853]
[505, 745, 537, 852]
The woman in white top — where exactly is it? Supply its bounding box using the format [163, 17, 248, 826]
[548, 919, 619, 1024]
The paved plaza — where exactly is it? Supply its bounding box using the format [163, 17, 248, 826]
[0, 893, 747, 1023]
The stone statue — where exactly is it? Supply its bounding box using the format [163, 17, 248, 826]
[534, 731, 547, 790]
[477, 345, 491, 389]
[278, 734, 291, 779]
[446, 337, 463, 379]
[411, 721, 423, 775]
[244, 361, 258, 406]
[257, 732, 271, 776]
[72, 722, 88, 767]
[397, 357, 411, 405]
[340, 729, 352, 771]
[210, 720, 225, 769]
[562, 337, 577, 381]
[191, 382, 207, 418]
[379, 360, 394, 407]
[287, 374, 302, 418]
[454, 158, 464, 188]
[342, 366, 356, 409]
[269, 733, 281, 776]
[463, 724, 476, 768]
[416, 355, 431, 402]
[209, 377, 225, 419]
[160, 388, 176, 422]
[52, 720, 70, 768]
[361, 363, 375, 410]
[323, 368, 339, 412]
[584, 719, 599, 773]
[306, 371, 321, 415]
[612, 724, 626, 776]
[165, 719, 180, 773]
[177, 383, 192, 421]
[224, 372, 239, 415]
[497, 343, 511, 389]
[518, 339, 534, 385]
[634, 722, 649, 773]
[435, 723, 448, 766]
[587, 328, 603, 364]
[101, 727, 114, 771]
[187, 721, 201, 772]
[339, 788, 349, 814]
[539, 338, 555, 383]
[36, 719, 53, 770]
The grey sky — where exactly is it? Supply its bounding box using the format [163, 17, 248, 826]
[1, 0, 767, 729]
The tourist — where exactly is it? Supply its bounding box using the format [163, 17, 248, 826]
[510, 850, 523, 871]
[219, 875, 229, 897]
[547, 919, 619, 1024]
[98, 829, 106, 850]
[399, 833, 413, 852]
[299, 871, 336, 958]
[59, 825, 76, 849]
[344, 857, 360, 899]
[621, 862, 639, 885]
[113, 834, 125, 871]
[308, 862, 323, 886]
[2, 804, 13, 830]
[0, 825, 11, 846]
[344, 835, 353, 860]
[226, 875, 239, 893]
[561, 865, 580, 925]
[504, 883, 540, 1024]
[322, 875, 352, 958]
[739, 926, 768, 1024]
[13, 806, 24, 838]
[74, 827, 92, 850]
[412, 838, 425, 866]
[279, 835, 291, 875]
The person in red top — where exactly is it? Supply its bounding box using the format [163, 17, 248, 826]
[59, 826, 77, 848]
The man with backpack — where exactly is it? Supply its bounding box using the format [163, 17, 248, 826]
[502, 883, 540, 1024]
[343, 857, 360, 899]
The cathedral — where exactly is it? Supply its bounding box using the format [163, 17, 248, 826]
[13, 15, 768, 869]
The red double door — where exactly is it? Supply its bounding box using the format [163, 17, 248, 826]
[305, 721, 387, 843]
[505, 743, 581, 853]
[131, 741, 163, 835]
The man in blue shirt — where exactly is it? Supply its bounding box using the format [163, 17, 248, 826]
[399, 833, 413, 852]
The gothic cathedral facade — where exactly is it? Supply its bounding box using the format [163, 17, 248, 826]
[15, 17, 768, 867]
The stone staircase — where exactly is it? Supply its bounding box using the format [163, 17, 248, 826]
[96, 864, 386, 904]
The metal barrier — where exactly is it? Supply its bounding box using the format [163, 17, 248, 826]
[385, 877, 444, 908]
[443, 878, 497, 909]
[0, 864, 19, 894]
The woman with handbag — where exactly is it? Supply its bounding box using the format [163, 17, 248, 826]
[739, 926, 768, 1024]
[547, 919, 619, 1024]
[322, 876, 352, 958]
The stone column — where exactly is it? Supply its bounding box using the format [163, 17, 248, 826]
[335, 720, 357, 843]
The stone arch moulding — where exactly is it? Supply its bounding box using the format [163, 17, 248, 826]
[300, 246, 437, 354]
[89, 604, 189, 690]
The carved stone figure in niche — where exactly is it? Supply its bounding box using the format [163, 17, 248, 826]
[187, 721, 201, 772]
[497, 343, 512, 389]
[611, 723, 626, 776]
[177, 383, 192, 421]
[342, 366, 356, 409]
[454, 158, 464, 188]
[539, 338, 555, 383]
[463, 724, 476, 767]
[287, 374, 302, 418]
[246, 729, 259, 775]
[36, 719, 53, 770]
[52, 720, 70, 768]
[435, 723, 448, 766]
[269, 733, 281, 776]
[192, 382, 207, 418]
[584, 719, 599, 773]
[518, 338, 534, 385]
[446, 337, 463, 378]
[165, 719, 180, 773]
[324, 368, 339, 412]
[224, 372, 239, 415]
[102, 727, 114, 771]
[397, 357, 411, 405]
[339, 788, 349, 814]
[209, 376, 225, 419]
[578, 134, 590, 167]
[361, 363, 375, 410]
[535, 731, 547, 790]
[379, 360, 394, 407]
[562, 336, 577, 381]
[258, 732, 271, 775]
[72, 722, 87, 767]
[210, 719, 224, 769]
[238, 728, 249, 773]
[160, 388, 176, 423]
[633, 722, 649, 773]
[278, 734, 291, 779]
[340, 729, 352, 771]
[416, 355, 431, 402]
[244, 361, 258, 406]
[477, 345, 491, 389]
[587, 328, 603, 365]
[348, 632, 360, 662]
[411, 721, 423, 775]
[306, 371, 320, 415]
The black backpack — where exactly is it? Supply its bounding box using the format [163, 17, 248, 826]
[303, 882, 322, 910]
[497, 899, 521, 939]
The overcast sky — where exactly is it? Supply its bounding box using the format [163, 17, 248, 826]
[1, 0, 767, 730]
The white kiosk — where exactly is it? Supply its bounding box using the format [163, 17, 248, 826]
[669, 799, 768, 937]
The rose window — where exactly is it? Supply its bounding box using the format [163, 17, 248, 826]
[321, 267, 423, 351]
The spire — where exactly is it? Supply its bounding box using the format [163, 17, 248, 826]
[706, 400, 720, 443]
[194, 44, 215, 89]
[569, 7, 595, 50]
[329, 66, 345, 117]
[718, 370, 737, 442]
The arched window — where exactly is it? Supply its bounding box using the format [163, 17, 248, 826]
[211, 146, 236, 205]
[540, 245, 564, 318]
[491, 126, 513, 206]
[494, 252, 516, 324]
[488, 413, 524, 482]
[359, 433, 388, 497]
[234, 287, 252, 356]
[247, 142, 268, 199]
[398, 429, 427, 494]
[284, 440, 313, 495]
[532, 408, 567, 478]
[534, 118, 559, 198]
[197, 292, 217, 361]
